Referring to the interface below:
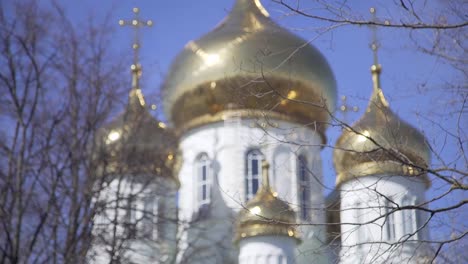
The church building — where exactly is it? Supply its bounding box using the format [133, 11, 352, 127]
[89, 1, 432, 263]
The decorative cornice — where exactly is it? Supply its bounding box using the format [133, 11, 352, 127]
[335, 160, 430, 189]
[176, 109, 327, 145]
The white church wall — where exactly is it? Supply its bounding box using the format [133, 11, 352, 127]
[89, 176, 178, 263]
[273, 145, 293, 201]
[238, 236, 297, 264]
[339, 174, 430, 264]
[177, 117, 326, 263]
[178, 118, 323, 216]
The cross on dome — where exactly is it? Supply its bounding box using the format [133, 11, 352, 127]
[368, 7, 389, 107]
[370, 7, 380, 67]
[118, 7, 153, 96]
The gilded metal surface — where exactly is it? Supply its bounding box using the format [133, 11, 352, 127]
[94, 8, 178, 182]
[95, 90, 178, 182]
[235, 161, 300, 242]
[334, 65, 430, 188]
[162, 0, 336, 132]
[336, 161, 429, 188]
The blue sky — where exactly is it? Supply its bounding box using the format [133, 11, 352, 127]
[35, 0, 465, 244]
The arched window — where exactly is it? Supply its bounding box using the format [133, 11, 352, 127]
[385, 200, 396, 241]
[125, 195, 141, 238]
[354, 201, 367, 246]
[157, 200, 167, 239]
[142, 195, 156, 239]
[415, 202, 425, 240]
[297, 155, 310, 220]
[245, 149, 263, 201]
[196, 154, 211, 208]
[401, 195, 417, 238]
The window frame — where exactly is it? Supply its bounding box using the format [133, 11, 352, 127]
[415, 203, 424, 240]
[297, 154, 311, 221]
[245, 149, 263, 201]
[385, 200, 396, 241]
[141, 195, 157, 240]
[401, 195, 417, 239]
[196, 153, 212, 208]
[125, 194, 139, 238]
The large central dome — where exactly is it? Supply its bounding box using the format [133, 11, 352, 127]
[162, 0, 336, 136]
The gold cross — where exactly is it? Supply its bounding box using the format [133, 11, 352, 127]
[369, 7, 387, 93]
[119, 7, 153, 89]
[339, 95, 359, 112]
[339, 95, 359, 123]
[369, 7, 380, 66]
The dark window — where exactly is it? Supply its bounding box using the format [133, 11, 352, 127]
[246, 149, 263, 201]
[297, 155, 310, 220]
[196, 154, 211, 207]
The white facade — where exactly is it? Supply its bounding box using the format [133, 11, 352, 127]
[89, 176, 178, 263]
[239, 236, 297, 264]
[176, 115, 328, 263]
[339, 174, 430, 264]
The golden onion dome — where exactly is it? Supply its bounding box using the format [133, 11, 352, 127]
[235, 161, 300, 242]
[334, 65, 430, 188]
[162, 0, 336, 138]
[95, 83, 178, 180]
[96, 10, 179, 181]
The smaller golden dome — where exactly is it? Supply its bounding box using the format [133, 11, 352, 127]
[95, 87, 178, 180]
[235, 161, 300, 242]
[334, 65, 430, 188]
